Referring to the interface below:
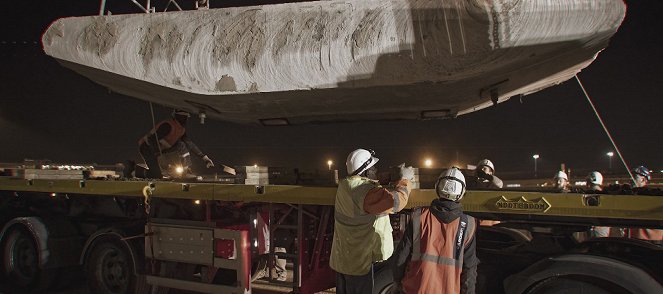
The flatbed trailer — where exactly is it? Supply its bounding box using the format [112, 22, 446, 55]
[1, 176, 661, 294]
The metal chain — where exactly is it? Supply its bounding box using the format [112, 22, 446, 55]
[142, 183, 157, 278]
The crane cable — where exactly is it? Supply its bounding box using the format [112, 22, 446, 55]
[149, 102, 163, 156]
[574, 75, 636, 185]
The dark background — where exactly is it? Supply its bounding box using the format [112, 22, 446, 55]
[0, 0, 661, 179]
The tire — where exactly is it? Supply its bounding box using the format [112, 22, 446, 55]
[85, 236, 138, 294]
[2, 227, 55, 292]
[526, 276, 630, 294]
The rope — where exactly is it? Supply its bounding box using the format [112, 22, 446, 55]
[574, 75, 636, 185]
[149, 102, 163, 156]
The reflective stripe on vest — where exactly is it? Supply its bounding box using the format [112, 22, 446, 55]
[402, 207, 475, 294]
[330, 176, 394, 275]
[411, 209, 468, 267]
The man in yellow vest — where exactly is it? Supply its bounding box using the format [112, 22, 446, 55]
[393, 167, 478, 294]
[137, 109, 214, 178]
[331, 149, 414, 294]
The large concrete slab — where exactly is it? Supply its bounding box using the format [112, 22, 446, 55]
[42, 0, 625, 125]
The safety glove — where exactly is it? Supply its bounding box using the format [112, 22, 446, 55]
[398, 163, 415, 182]
[202, 155, 215, 168]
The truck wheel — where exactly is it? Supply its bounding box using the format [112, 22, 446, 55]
[527, 276, 628, 294]
[2, 227, 54, 291]
[86, 236, 137, 294]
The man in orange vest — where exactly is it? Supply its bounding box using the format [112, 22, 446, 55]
[138, 109, 214, 178]
[393, 167, 478, 294]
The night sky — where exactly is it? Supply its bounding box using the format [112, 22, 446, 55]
[1, 0, 661, 179]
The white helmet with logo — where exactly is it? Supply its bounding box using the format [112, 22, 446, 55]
[435, 167, 466, 202]
[554, 171, 568, 181]
[477, 159, 495, 173]
[346, 149, 379, 176]
[587, 171, 603, 185]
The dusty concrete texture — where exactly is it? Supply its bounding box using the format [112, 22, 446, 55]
[42, 0, 625, 125]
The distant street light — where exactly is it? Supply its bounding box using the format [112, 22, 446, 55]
[606, 152, 614, 170]
[532, 154, 540, 178]
[424, 159, 433, 168]
[327, 160, 333, 171]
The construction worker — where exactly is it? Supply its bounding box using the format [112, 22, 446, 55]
[393, 167, 478, 294]
[331, 149, 414, 294]
[632, 166, 651, 189]
[627, 166, 662, 243]
[586, 171, 611, 237]
[468, 159, 503, 189]
[586, 171, 604, 192]
[553, 171, 571, 193]
[138, 109, 214, 178]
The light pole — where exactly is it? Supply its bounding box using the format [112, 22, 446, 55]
[606, 152, 614, 171]
[532, 154, 540, 178]
[327, 160, 333, 171]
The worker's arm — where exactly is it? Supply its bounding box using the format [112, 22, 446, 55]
[461, 227, 479, 294]
[182, 134, 214, 168]
[181, 134, 205, 157]
[490, 175, 504, 189]
[393, 215, 413, 283]
[363, 179, 411, 214]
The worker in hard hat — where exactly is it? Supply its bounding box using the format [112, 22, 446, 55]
[468, 159, 503, 189]
[627, 166, 662, 243]
[605, 165, 661, 195]
[469, 159, 503, 226]
[553, 171, 571, 193]
[586, 171, 604, 192]
[137, 109, 214, 178]
[393, 167, 478, 294]
[331, 149, 414, 294]
[586, 171, 612, 237]
[632, 166, 651, 188]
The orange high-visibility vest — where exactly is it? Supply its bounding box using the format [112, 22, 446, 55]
[401, 207, 476, 294]
[138, 119, 185, 149]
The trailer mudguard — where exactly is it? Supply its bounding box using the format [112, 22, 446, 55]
[504, 254, 662, 294]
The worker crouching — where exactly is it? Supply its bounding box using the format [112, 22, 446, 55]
[137, 109, 214, 178]
[393, 167, 479, 294]
[331, 149, 414, 294]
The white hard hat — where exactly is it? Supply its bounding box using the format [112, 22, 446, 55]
[554, 171, 568, 181]
[477, 159, 495, 173]
[346, 149, 379, 175]
[587, 171, 603, 185]
[435, 167, 466, 202]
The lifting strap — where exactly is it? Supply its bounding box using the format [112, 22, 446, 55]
[575, 75, 636, 185]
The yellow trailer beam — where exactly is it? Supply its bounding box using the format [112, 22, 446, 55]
[1, 178, 661, 222]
